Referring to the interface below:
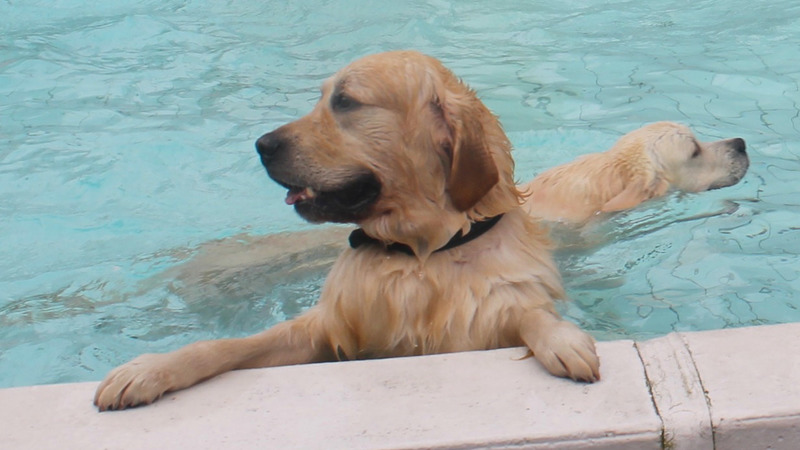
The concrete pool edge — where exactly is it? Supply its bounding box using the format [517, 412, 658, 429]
[1, 322, 798, 449]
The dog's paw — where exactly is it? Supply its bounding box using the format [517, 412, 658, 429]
[532, 320, 600, 383]
[94, 353, 179, 411]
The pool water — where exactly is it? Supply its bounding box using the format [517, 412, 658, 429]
[2, 0, 799, 388]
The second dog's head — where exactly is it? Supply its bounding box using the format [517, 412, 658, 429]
[600, 121, 749, 212]
[256, 51, 520, 257]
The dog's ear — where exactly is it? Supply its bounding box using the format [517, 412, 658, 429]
[601, 136, 672, 213]
[434, 92, 499, 211]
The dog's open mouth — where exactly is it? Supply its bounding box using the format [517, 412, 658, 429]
[285, 186, 316, 205]
[274, 172, 382, 224]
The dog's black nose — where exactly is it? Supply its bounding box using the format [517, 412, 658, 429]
[255, 131, 284, 163]
[732, 137, 747, 154]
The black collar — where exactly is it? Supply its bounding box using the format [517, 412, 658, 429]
[348, 214, 504, 256]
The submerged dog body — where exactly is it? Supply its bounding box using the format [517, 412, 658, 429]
[522, 122, 749, 224]
[94, 51, 598, 410]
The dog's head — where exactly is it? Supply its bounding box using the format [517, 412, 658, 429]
[602, 122, 749, 212]
[644, 121, 749, 192]
[256, 51, 520, 257]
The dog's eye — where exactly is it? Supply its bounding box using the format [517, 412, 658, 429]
[331, 92, 360, 112]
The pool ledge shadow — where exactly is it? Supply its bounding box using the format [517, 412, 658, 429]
[2, 322, 799, 449]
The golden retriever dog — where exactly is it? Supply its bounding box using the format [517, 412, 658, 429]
[94, 50, 599, 411]
[522, 121, 749, 224]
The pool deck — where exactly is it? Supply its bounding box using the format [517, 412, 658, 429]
[2, 322, 799, 449]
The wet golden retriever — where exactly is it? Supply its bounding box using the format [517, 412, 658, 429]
[94, 50, 599, 411]
[522, 121, 749, 224]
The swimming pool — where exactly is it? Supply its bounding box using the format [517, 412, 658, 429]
[2, 0, 798, 388]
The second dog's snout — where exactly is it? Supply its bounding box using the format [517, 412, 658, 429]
[731, 137, 746, 154]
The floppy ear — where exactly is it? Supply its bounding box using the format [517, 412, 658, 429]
[438, 95, 499, 211]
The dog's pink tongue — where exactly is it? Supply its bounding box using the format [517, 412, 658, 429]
[285, 187, 315, 205]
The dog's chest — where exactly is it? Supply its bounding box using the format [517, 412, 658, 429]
[317, 243, 554, 354]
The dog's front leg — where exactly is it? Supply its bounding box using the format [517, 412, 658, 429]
[94, 310, 330, 411]
[518, 308, 600, 382]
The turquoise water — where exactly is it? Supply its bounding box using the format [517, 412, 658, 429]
[2, 0, 799, 387]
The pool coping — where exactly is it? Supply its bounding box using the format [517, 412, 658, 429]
[2, 322, 798, 449]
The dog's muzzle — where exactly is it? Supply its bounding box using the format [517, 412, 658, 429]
[254, 130, 382, 224]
